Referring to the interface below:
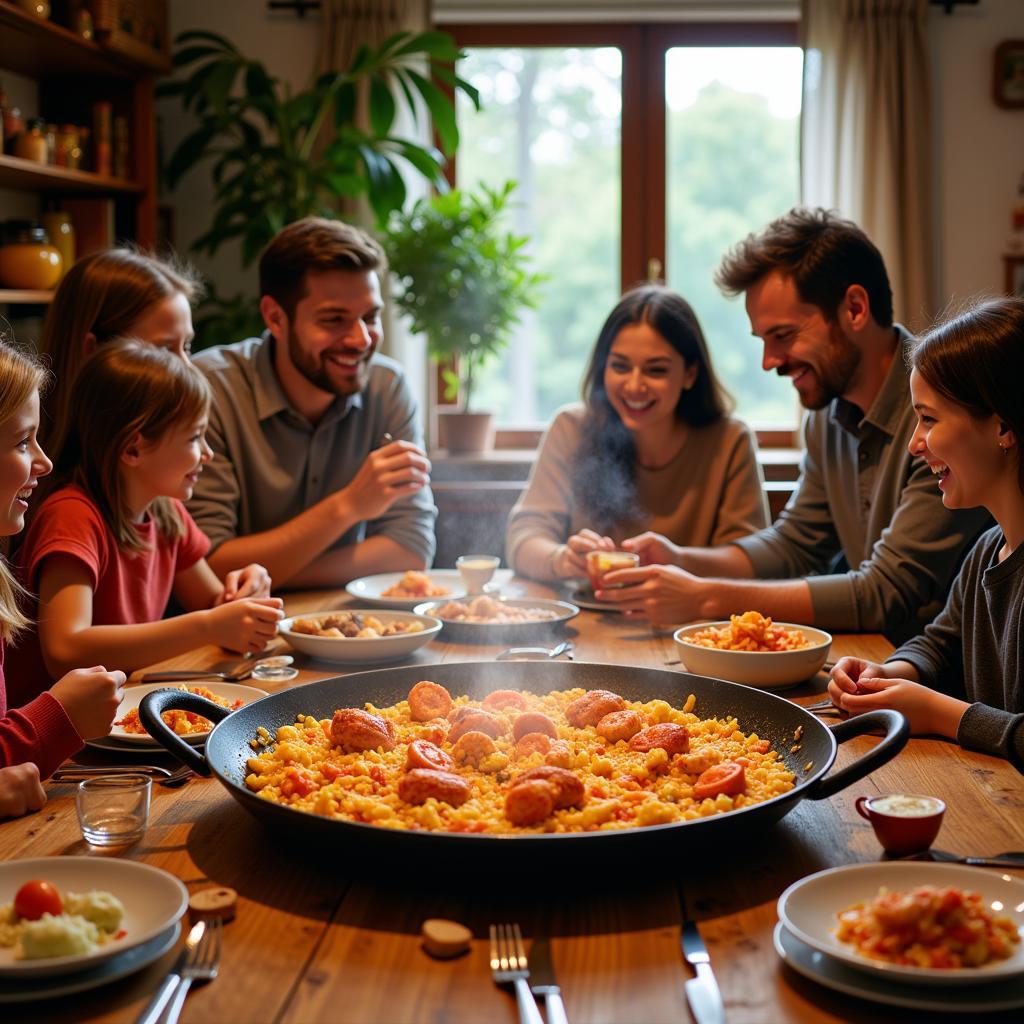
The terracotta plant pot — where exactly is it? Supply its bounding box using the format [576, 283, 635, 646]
[439, 411, 494, 453]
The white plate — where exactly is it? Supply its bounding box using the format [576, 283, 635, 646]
[109, 682, 268, 746]
[0, 857, 188, 979]
[0, 922, 179, 1003]
[777, 862, 1024, 986]
[774, 922, 1024, 1013]
[345, 570, 468, 609]
[673, 621, 832, 691]
[280, 609, 443, 665]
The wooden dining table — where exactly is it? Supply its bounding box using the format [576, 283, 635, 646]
[2, 578, 1023, 1024]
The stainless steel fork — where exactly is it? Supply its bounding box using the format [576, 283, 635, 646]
[489, 923, 544, 1024]
[161, 917, 222, 1024]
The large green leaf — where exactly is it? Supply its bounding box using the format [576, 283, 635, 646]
[369, 75, 396, 138]
[404, 68, 459, 154]
[164, 125, 219, 188]
[174, 29, 238, 51]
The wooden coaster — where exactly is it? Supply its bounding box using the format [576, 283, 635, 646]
[188, 886, 237, 923]
[421, 918, 472, 959]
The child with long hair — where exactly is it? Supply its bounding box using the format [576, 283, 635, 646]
[7, 340, 282, 703]
[0, 341, 125, 796]
[828, 297, 1024, 771]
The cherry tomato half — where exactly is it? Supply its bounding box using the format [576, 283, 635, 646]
[14, 879, 63, 921]
[692, 761, 747, 800]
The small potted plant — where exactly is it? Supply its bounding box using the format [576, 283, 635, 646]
[386, 181, 544, 452]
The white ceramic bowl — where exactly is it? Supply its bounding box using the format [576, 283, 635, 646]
[279, 609, 442, 665]
[777, 862, 1024, 986]
[672, 621, 832, 690]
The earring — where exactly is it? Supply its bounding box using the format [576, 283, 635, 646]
[1001, 444, 1010, 455]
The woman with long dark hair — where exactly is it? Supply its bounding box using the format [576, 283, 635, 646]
[507, 285, 768, 583]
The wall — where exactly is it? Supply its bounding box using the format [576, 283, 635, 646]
[928, 0, 1024, 305]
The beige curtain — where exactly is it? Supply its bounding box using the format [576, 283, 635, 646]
[318, 0, 431, 73]
[800, 0, 933, 329]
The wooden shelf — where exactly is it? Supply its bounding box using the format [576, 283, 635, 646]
[0, 289, 54, 304]
[0, 3, 170, 79]
[0, 154, 143, 195]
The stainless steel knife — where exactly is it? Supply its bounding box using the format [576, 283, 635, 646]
[681, 920, 726, 1024]
[529, 936, 569, 1024]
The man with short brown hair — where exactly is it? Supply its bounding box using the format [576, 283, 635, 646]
[189, 217, 435, 588]
[603, 208, 989, 643]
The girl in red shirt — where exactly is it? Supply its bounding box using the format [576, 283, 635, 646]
[0, 340, 125, 799]
[9, 340, 283, 701]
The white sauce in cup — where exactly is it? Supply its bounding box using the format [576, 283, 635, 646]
[869, 794, 943, 817]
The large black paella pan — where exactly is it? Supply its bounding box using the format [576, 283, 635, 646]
[140, 661, 906, 855]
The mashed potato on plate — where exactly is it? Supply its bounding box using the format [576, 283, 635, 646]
[0, 887, 124, 960]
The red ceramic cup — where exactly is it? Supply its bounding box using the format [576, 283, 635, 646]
[585, 549, 639, 591]
[855, 793, 946, 856]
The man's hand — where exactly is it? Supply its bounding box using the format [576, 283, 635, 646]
[341, 440, 431, 522]
[595, 564, 708, 623]
[621, 531, 683, 567]
[554, 529, 615, 579]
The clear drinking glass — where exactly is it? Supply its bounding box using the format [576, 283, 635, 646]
[76, 774, 151, 847]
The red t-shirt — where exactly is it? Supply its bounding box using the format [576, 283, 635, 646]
[6, 484, 210, 705]
[0, 637, 84, 778]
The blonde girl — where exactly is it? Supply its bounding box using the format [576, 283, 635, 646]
[38, 246, 200, 463]
[8, 340, 282, 701]
[0, 341, 125, 790]
[829, 297, 1024, 771]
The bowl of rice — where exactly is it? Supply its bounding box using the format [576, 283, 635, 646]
[673, 611, 832, 690]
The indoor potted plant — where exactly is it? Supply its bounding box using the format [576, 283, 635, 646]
[386, 181, 545, 452]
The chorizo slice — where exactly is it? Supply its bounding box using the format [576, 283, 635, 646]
[448, 708, 505, 743]
[515, 765, 585, 809]
[398, 769, 471, 807]
[512, 712, 558, 742]
[483, 689, 529, 711]
[408, 681, 454, 722]
[564, 689, 626, 728]
[629, 723, 690, 755]
[330, 708, 396, 752]
[405, 739, 455, 772]
[451, 730, 497, 766]
[504, 779, 559, 826]
[595, 709, 644, 744]
[515, 732, 552, 760]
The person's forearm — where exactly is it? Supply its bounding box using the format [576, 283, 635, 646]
[206, 491, 358, 586]
[284, 536, 426, 589]
[881, 659, 921, 682]
[512, 537, 561, 583]
[699, 577, 814, 623]
[930, 693, 970, 739]
[678, 544, 755, 578]
[40, 612, 218, 678]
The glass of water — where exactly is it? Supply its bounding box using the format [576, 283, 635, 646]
[76, 774, 151, 847]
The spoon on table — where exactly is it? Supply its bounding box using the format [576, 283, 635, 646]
[495, 641, 573, 661]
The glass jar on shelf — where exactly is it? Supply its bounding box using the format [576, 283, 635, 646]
[0, 221, 63, 291]
[14, 119, 48, 164]
[40, 211, 75, 280]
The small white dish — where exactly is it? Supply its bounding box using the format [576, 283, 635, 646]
[673, 621, 832, 690]
[774, 922, 1024, 1013]
[0, 922, 180, 1004]
[344, 570, 467, 610]
[279, 609, 442, 665]
[0, 857, 188, 979]
[109, 682, 268, 746]
[777, 862, 1024, 986]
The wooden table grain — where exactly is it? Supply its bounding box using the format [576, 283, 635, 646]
[3, 582, 1023, 1024]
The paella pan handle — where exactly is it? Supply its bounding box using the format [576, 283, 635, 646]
[803, 709, 909, 801]
[139, 691, 232, 776]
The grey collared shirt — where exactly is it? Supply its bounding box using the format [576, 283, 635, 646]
[189, 334, 436, 568]
[733, 326, 991, 644]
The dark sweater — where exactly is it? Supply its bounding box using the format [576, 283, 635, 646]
[890, 526, 1024, 772]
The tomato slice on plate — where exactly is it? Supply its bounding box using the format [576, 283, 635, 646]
[693, 761, 747, 800]
[14, 879, 63, 920]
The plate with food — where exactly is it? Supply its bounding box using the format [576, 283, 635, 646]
[777, 862, 1024, 986]
[345, 570, 467, 609]
[0, 857, 188, 979]
[673, 612, 832, 690]
[109, 682, 267, 746]
[279, 609, 442, 665]
[413, 595, 580, 643]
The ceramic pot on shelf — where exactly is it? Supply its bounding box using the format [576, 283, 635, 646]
[438, 410, 495, 453]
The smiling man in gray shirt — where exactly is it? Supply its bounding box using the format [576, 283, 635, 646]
[602, 209, 989, 644]
[189, 217, 436, 589]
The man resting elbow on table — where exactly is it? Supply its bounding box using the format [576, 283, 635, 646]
[188, 218, 436, 590]
[592, 210, 990, 646]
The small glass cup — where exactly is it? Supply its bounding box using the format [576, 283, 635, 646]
[456, 554, 500, 595]
[585, 549, 640, 591]
[76, 774, 151, 847]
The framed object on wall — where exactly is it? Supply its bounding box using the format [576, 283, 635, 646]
[1005, 254, 1024, 296]
[994, 40, 1024, 109]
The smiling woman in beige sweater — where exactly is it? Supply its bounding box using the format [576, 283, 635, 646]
[506, 285, 768, 584]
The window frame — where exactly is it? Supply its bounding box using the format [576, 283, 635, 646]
[442, 19, 800, 450]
